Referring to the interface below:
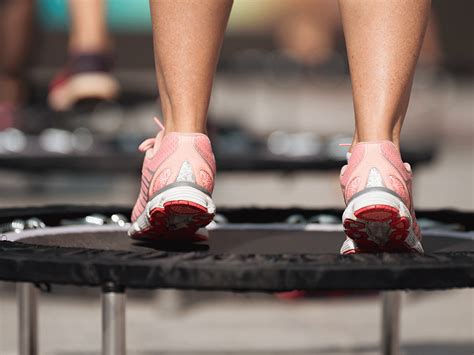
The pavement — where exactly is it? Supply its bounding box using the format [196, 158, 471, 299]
[0, 284, 473, 355]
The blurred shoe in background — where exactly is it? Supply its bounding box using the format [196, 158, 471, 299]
[48, 53, 120, 112]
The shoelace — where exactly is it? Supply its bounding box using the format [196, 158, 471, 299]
[138, 117, 165, 152]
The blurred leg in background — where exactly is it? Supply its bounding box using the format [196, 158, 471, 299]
[0, 0, 34, 129]
[68, 0, 109, 53]
[339, 0, 431, 147]
[48, 0, 120, 112]
[274, 0, 341, 68]
[419, 10, 442, 70]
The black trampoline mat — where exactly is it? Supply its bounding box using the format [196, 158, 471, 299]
[15, 228, 474, 254]
[0, 205, 472, 292]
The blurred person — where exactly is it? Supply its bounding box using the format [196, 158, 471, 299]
[48, 0, 120, 111]
[419, 12, 442, 69]
[274, 0, 440, 72]
[274, 0, 342, 68]
[129, 0, 430, 255]
[0, 0, 34, 129]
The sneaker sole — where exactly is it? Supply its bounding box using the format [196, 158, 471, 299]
[341, 189, 423, 254]
[129, 185, 215, 242]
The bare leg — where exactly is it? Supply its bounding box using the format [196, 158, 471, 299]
[150, 0, 233, 133]
[0, 0, 34, 103]
[339, 0, 431, 148]
[68, 0, 109, 52]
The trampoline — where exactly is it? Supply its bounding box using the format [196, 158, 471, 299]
[0, 205, 473, 355]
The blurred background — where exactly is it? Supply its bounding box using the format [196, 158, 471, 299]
[0, 0, 473, 354]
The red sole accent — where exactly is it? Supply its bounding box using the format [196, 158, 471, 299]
[131, 200, 213, 243]
[344, 204, 415, 253]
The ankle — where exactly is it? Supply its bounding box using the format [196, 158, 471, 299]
[352, 133, 400, 151]
[162, 112, 207, 134]
[164, 121, 207, 135]
[69, 37, 111, 56]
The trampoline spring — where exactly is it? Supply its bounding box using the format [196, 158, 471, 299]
[213, 214, 229, 224]
[85, 214, 108, 225]
[59, 214, 107, 226]
[25, 218, 46, 230]
[60, 214, 130, 227]
[286, 214, 307, 224]
[109, 214, 130, 227]
[307, 214, 340, 224]
[0, 218, 46, 233]
[34, 282, 51, 293]
[0, 219, 26, 233]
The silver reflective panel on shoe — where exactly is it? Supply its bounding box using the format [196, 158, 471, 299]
[176, 161, 195, 183]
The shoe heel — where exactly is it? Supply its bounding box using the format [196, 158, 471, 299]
[343, 189, 419, 253]
[131, 185, 215, 241]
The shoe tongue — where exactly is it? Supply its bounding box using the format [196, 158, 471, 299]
[346, 152, 352, 162]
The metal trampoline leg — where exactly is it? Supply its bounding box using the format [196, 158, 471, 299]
[102, 284, 126, 355]
[17, 283, 38, 355]
[381, 291, 402, 355]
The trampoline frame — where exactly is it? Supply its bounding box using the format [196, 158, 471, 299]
[15, 282, 402, 355]
[102, 284, 126, 355]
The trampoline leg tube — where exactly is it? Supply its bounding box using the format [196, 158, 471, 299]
[381, 291, 402, 355]
[102, 284, 126, 355]
[17, 283, 38, 355]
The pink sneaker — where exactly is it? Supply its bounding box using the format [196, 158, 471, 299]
[339, 141, 423, 254]
[129, 118, 216, 241]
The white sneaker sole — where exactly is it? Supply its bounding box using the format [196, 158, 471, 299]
[129, 185, 215, 242]
[341, 189, 423, 254]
